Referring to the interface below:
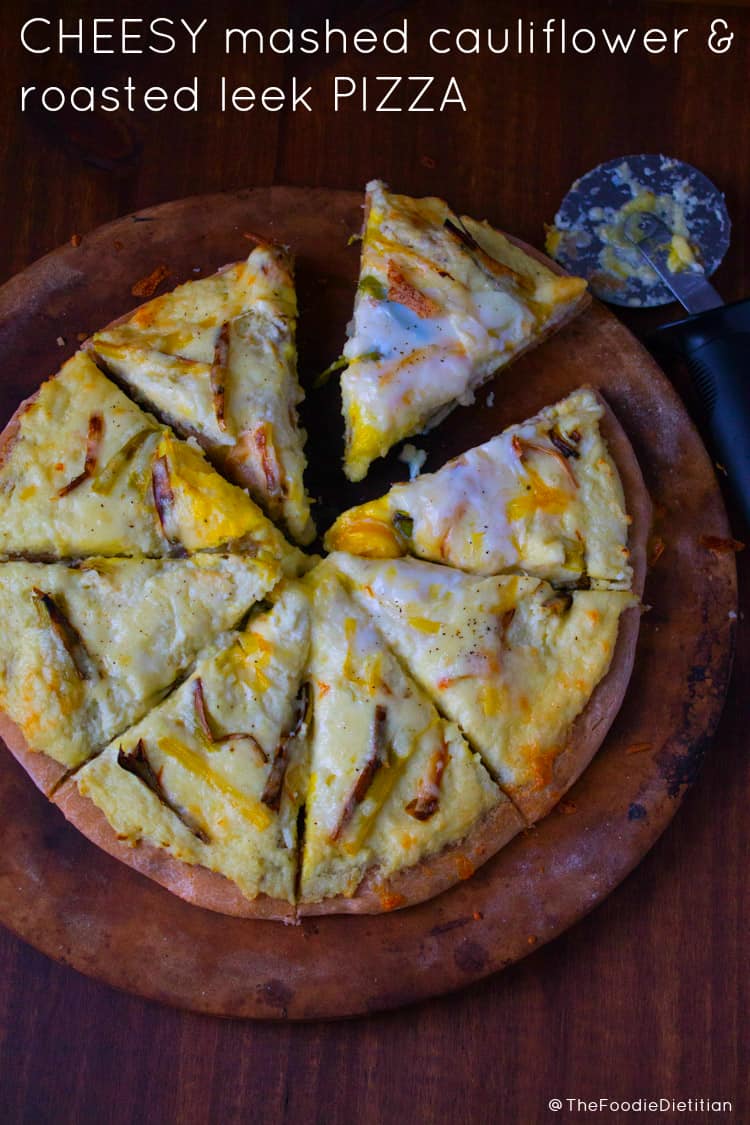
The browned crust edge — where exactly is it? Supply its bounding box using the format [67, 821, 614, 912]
[499, 232, 592, 366]
[51, 776, 297, 923]
[506, 391, 652, 822]
[298, 797, 524, 917]
[508, 601, 642, 824]
[594, 389, 651, 599]
[0, 385, 42, 477]
[0, 712, 69, 796]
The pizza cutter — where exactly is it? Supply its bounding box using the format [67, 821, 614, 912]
[549, 154, 750, 527]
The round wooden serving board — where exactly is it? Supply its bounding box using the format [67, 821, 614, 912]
[0, 188, 737, 1020]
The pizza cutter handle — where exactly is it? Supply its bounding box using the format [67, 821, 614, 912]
[655, 297, 750, 529]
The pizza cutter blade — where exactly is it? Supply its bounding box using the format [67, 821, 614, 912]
[547, 154, 730, 308]
[549, 155, 750, 528]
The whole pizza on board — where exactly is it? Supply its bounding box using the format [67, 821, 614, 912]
[0, 184, 649, 920]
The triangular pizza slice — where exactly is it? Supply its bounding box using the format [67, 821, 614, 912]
[89, 244, 315, 544]
[298, 564, 522, 913]
[0, 552, 277, 791]
[339, 180, 588, 480]
[0, 351, 302, 571]
[54, 582, 311, 919]
[327, 388, 634, 587]
[330, 554, 638, 822]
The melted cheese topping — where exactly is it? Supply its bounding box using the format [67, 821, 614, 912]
[0, 555, 276, 769]
[341, 180, 587, 481]
[0, 352, 300, 568]
[300, 566, 503, 903]
[75, 583, 311, 903]
[329, 554, 635, 805]
[91, 245, 315, 545]
[326, 388, 631, 587]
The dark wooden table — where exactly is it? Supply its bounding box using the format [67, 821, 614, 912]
[0, 2, 747, 1121]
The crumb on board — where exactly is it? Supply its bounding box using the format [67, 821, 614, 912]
[56, 336, 65, 347]
[131, 264, 170, 298]
[70, 233, 82, 248]
[699, 534, 745, 554]
[649, 536, 666, 565]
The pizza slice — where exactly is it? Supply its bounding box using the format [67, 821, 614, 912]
[0, 552, 277, 793]
[53, 583, 311, 919]
[89, 244, 315, 544]
[0, 351, 302, 571]
[330, 554, 639, 823]
[327, 388, 643, 588]
[298, 564, 522, 913]
[339, 180, 588, 481]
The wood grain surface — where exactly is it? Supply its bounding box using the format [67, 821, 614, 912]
[0, 0, 747, 1122]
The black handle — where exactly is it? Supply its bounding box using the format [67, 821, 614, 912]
[654, 297, 750, 529]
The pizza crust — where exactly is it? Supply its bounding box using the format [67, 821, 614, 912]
[595, 391, 651, 598]
[0, 712, 68, 796]
[50, 764, 523, 920]
[299, 799, 524, 916]
[52, 776, 297, 922]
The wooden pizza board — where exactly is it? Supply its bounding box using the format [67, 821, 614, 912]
[0, 188, 737, 1019]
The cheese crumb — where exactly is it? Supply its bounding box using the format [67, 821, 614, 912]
[398, 443, 427, 480]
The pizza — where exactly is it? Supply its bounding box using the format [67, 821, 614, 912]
[0, 552, 277, 793]
[326, 387, 638, 589]
[326, 554, 638, 822]
[0, 193, 652, 920]
[89, 243, 315, 545]
[338, 180, 589, 481]
[0, 351, 303, 572]
[298, 564, 523, 913]
[54, 581, 310, 920]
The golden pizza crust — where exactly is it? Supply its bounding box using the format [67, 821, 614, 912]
[299, 799, 524, 916]
[0, 711, 68, 796]
[52, 777, 296, 922]
[50, 759, 523, 919]
[595, 390, 651, 598]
